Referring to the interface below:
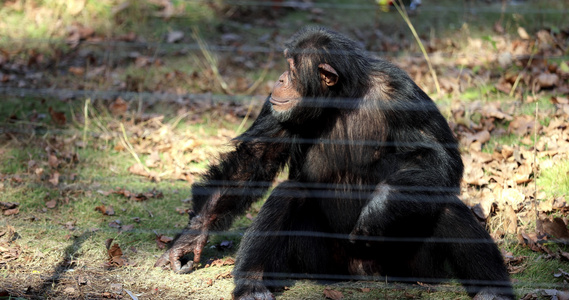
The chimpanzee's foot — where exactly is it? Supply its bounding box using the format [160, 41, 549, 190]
[233, 279, 275, 300]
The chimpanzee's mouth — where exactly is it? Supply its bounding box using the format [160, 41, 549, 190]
[269, 97, 289, 106]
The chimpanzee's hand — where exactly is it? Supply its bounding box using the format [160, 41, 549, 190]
[154, 226, 209, 274]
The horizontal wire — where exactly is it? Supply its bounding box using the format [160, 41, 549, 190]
[235, 270, 515, 288]
[2, 37, 568, 61]
[210, 0, 567, 14]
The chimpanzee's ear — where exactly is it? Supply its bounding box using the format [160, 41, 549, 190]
[318, 63, 339, 86]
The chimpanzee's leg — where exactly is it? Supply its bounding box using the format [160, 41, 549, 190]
[350, 180, 513, 299]
[232, 181, 342, 300]
[427, 202, 514, 298]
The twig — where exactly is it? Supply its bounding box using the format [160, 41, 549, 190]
[533, 102, 539, 225]
[119, 122, 151, 174]
[192, 27, 232, 95]
[82, 98, 90, 148]
[393, 0, 441, 96]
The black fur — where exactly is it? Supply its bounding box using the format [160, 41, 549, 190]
[188, 27, 513, 299]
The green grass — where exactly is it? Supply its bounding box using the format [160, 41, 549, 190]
[538, 160, 569, 200]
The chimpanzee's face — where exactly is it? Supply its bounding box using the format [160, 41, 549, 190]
[270, 57, 302, 114]
[269, 51, 339, 122]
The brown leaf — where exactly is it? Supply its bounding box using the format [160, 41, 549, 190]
[121, 224, 134, 232]
[517, 27, 530, 40]
[538, 199, 554, 212]
[514, 162, 533, 184]
[108, 243, 123, 258]
[48, 171, 60, 186]
[500, 188, 525, 209]
[48, 154, 59, 168]
[109, 97, 128, 116]
[159, 235, 173, 243]
[535, 73, 559, 89]
[215, 270, 233, 279]
[508, 115, 538, 136]
[503, 205, 518, 234]
[46, 199, 57, 209]
[155, 234, 173, 249]
[95, 205, 115, 216]
[538, 217, 569, 239]
[551, 96, 569, 105]
[210, 257, 235, 267]
[482, 106, 513, 121]
[323, 287, 344, 300]
[463, 165, 488, 186]
[463, 130, 491, 146]
[48, 107, 67, 125]
[68, 66, 85, 76]
[0, 202, 19, 210]
[3, 208, 19, 216]
[128, 164, 159, 181]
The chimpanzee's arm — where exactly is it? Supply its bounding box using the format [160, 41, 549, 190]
[155, 100, 291, 273]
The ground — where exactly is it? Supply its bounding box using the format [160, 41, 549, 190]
[1, 0, 569, 299]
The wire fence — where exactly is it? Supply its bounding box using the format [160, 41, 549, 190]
[1, 0, 568, 298]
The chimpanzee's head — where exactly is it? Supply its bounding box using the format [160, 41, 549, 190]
[269, 27, 370, 124]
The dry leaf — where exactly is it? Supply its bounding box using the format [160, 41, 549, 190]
[464, 130, 491, 146]
[95, 205, 115, 216]
[68, 66, 85, 76]
[508, 115, 537, 136]
[48, 107, 67, 125]
[48, 171, 60, 185]
[46, 199, 57, 209]
[514, 162, 532, 184]
[538, 217, 569, 239]
[517, 27, 530, 40]
[500, 188, 525, 209]
[167, 30, 184, 43]
[535, 73, 559, 89]
[503, 204, 518, 234]
[109, 97, 128, 116]
[3, 208, 19, 216]
[323, 287, 344, 300]
[48, 154, 59, 168]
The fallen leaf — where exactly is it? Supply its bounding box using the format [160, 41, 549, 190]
[503, 204, 518, 234]
[210, 257, 235, 267]
[68, 66, 85, 76]
[517, 27, 530, 40]
[95, 205, 115, 216]
[121, 224, 134, 232]
[538, 217, 569, 239]
[514, 162, 532, 184]
[3, 208, 19, 216]
[48, 107, 67, 125]
[108, 243, 122, 257]
[155, 234, 173, 249]
[0, 202, 19, 210]
[508, 115, 538, 136]
[167, 30, 184, 43]
[323, 287, 344, 300]
[463, 130, 491, 146]
[48, 171, 60, 185]
[535, 73, 559, 89]
[500, 188, 525, 209]
[109, 97, 128, 116]
[46, 199, 57, 209]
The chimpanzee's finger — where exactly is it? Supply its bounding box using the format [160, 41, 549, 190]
[154, 251, 170, 268]
[177, 261, 194, 274]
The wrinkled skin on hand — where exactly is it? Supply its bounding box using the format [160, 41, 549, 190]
[154, 218, 209, 274]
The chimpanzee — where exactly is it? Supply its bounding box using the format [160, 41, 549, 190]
[155, 27, 514, 299]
